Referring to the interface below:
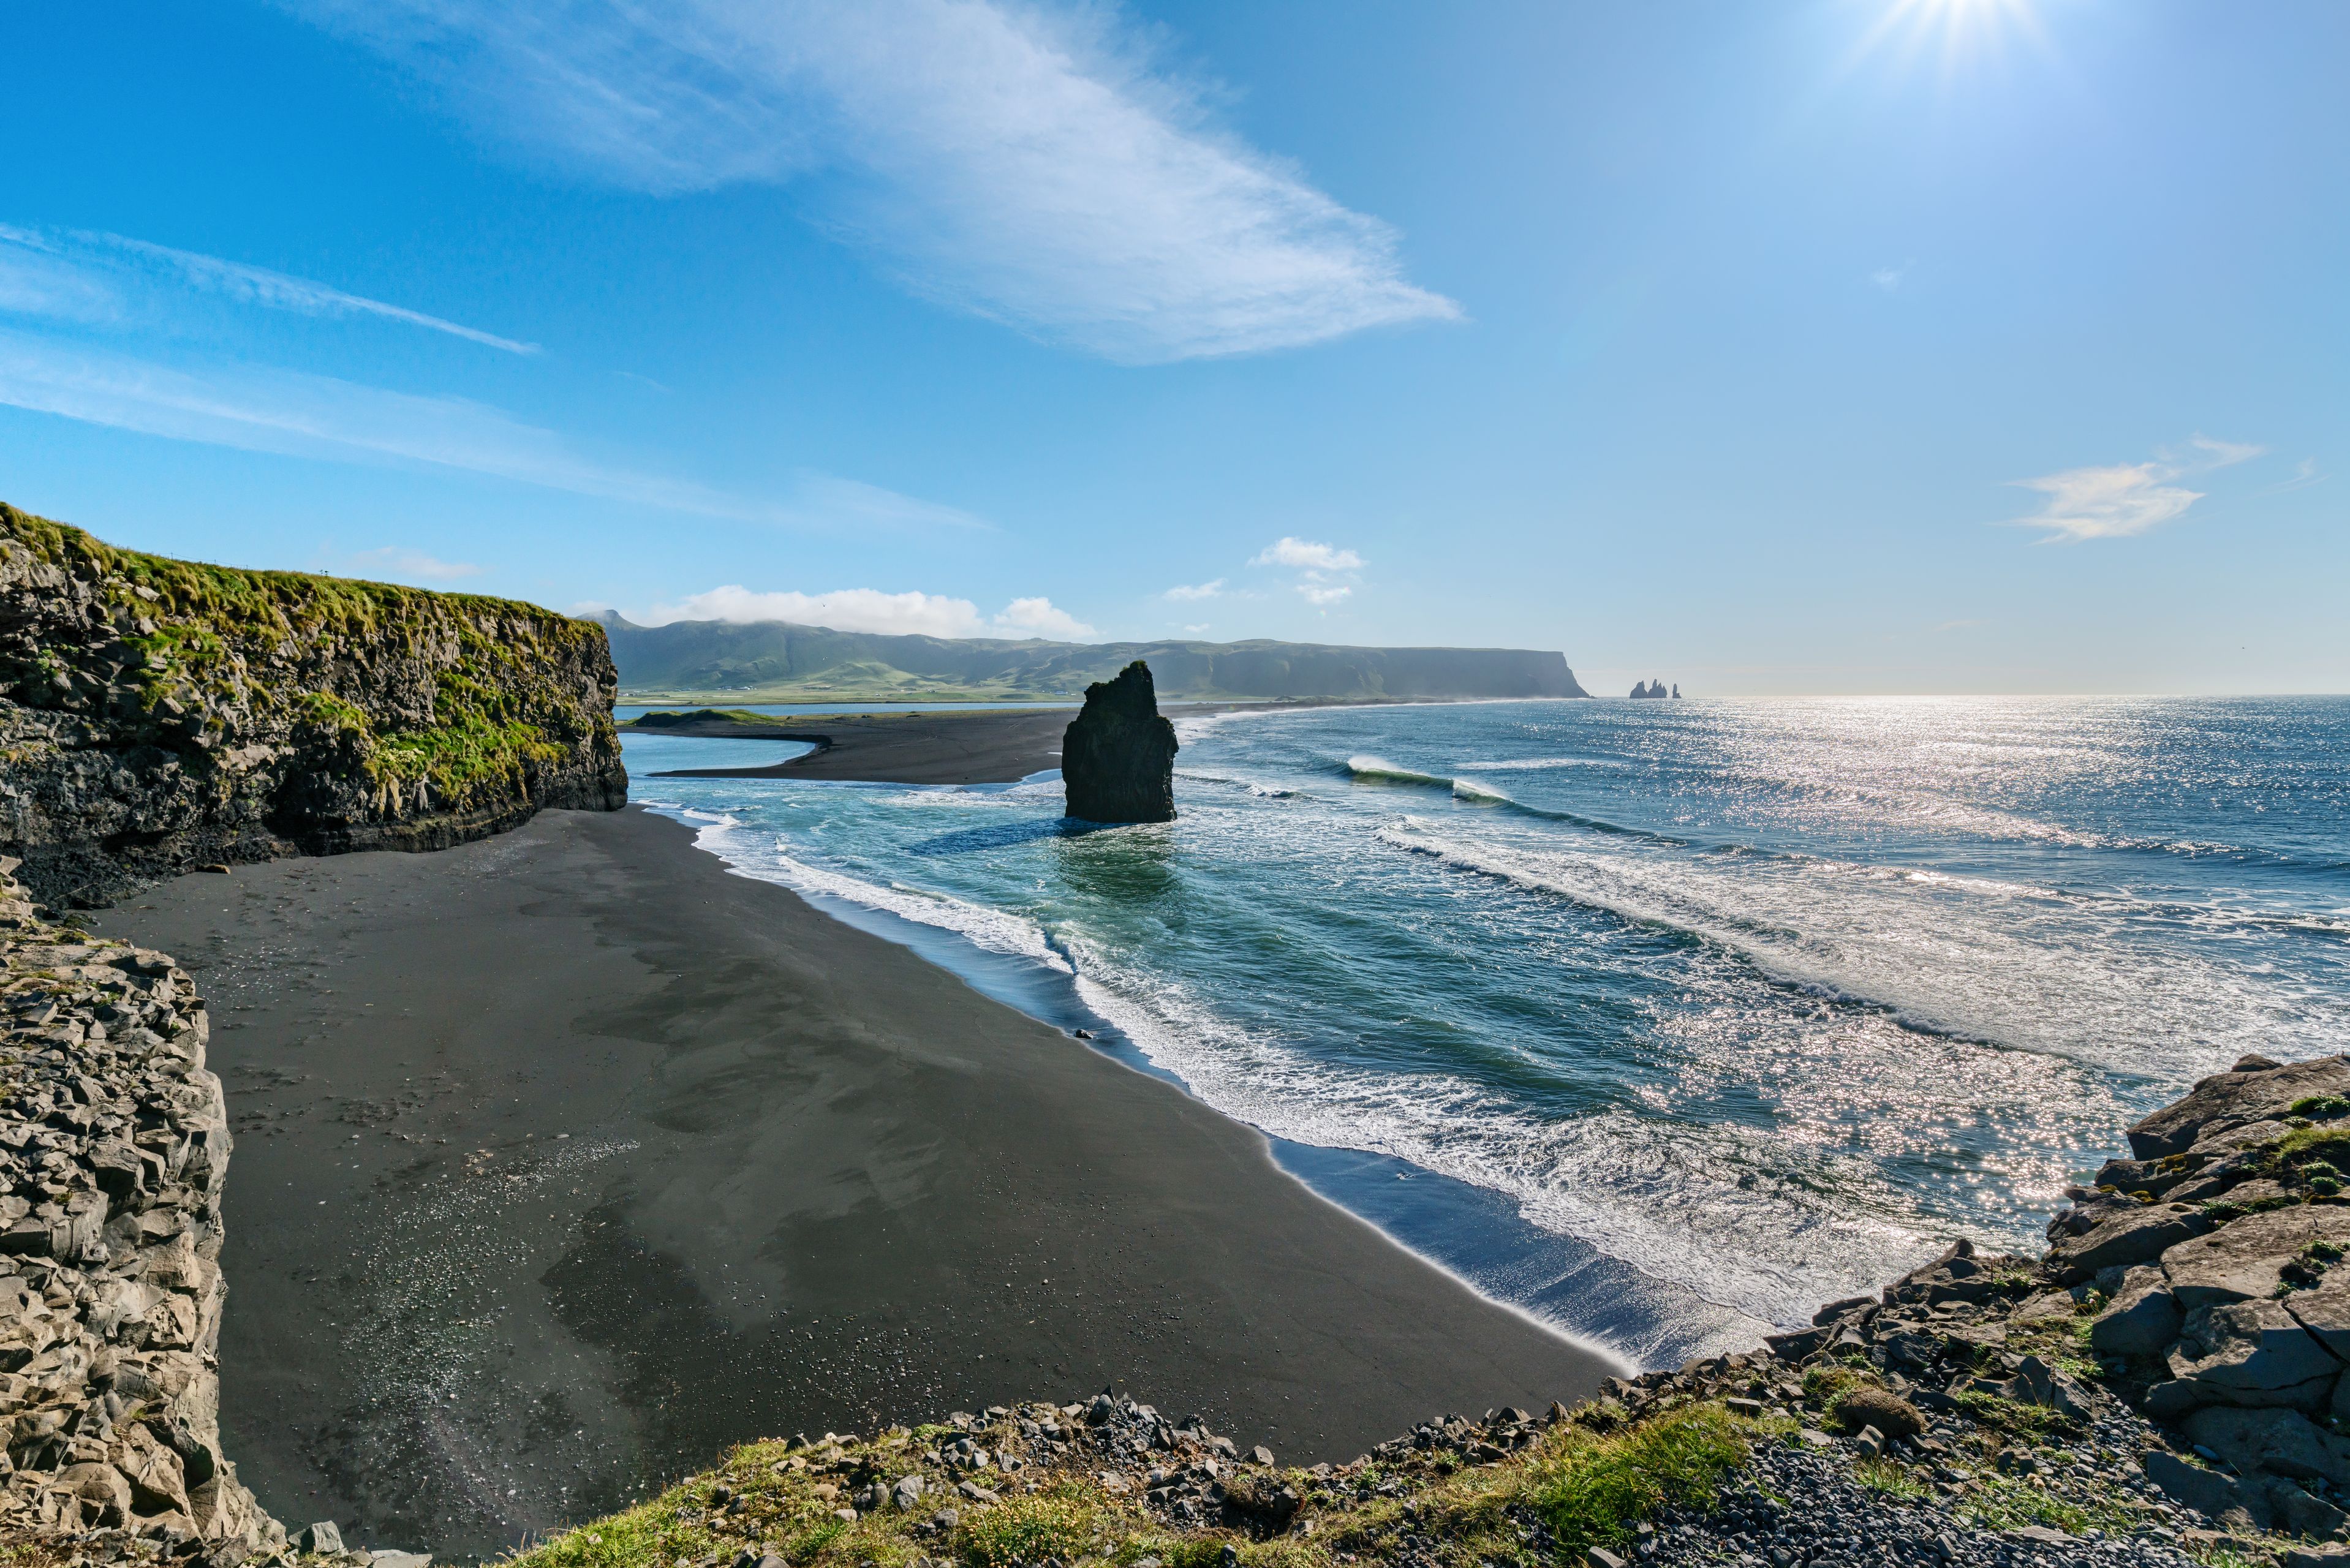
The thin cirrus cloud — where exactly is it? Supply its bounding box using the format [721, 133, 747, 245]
[2008, 435, 2264, 542]
[637, 584, 1095, 640]
[0, 223, 536, 353]
[341, 546, 485, 583]
[286, 0, 1462, 363]
[0, 328, 979, 530]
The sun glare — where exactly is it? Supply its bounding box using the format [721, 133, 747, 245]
[1850, 0, 2052, 74]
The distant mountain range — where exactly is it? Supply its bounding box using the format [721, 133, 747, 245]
[599, 614, 1589, 703]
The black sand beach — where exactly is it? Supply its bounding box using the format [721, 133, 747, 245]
[99, 807, 1611, 1560]
[643, 708, 1077, 785]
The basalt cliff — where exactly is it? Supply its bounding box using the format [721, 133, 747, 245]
[0, 503, 626, 909]
[0, 856, 278, 1561]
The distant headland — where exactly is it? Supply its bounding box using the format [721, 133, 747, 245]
[599, 612, 1590, 705]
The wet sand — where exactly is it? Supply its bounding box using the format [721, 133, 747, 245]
[98, 807, 1610, 1561]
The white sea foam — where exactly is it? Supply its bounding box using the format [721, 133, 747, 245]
[1376, 817, 2350, 1074]
[691, 816, 1076, 975]
[1064, 938, 1936, 1338]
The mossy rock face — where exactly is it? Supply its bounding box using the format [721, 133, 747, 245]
[0, 502, 627, 904]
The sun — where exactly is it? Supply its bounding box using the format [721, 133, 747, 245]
[1850, 0, 2052, 71]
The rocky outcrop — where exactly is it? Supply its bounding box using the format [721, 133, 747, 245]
[1630, 680, 1669, 699]
[1, 503, 627, 908]
[1061, 662, 1177, 824]
[0, 856, 279, 1560]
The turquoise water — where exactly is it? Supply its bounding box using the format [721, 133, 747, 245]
[626, 698, 2350, 1366]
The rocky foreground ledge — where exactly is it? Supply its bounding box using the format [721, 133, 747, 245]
[9, 842, 2350, 1568]
[483, 1054, 2350, 1568]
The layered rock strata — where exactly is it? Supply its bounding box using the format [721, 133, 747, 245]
[1, 503, 627, 908]
[1060, 661, 1177, 824]
[0, 856, 279, 1560]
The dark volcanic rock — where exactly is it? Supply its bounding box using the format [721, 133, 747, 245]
[1, 502, 627, 906]
[1062, 662, 1177, 824]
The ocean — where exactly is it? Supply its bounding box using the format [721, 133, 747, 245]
[622, 696, 2350, 1370]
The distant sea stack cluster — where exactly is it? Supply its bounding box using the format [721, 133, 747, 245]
[0, 503, 627, 908]
[1630, 679, 1680, 699]
[1061, 661, 1178, 824]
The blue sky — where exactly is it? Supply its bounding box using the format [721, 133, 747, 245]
[3, 0, 2343, 694]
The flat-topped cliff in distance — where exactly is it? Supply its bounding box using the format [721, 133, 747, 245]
[600, 612, 1590, 703]
[0, 503, 627, 908]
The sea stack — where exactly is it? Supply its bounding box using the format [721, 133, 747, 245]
[1063, 660, 1177, 823]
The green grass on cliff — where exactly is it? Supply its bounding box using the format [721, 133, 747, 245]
[2, 502, 613, 814]
[506, 1404, 1756, 1568]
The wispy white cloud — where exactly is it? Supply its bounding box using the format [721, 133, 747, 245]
[1869, 260, 1913, 293]
[0, 328, 967, 529]
[787, 472, 987, 530]
[0, 224, 536, 353]
[2265, 457, 2326, 496]
[288, 0, 1460, 363]
[1163, 578, 1223, 601]
[1251, 537, 1362, 570]
[2010, 462, 2203, 541]
[2007, 435, 2264, 542]
[342, 546, 485, 583]
[1298, 582, 1352, 606]
[2185, 434, 2265, 468]
[638, 584, 1092, 639]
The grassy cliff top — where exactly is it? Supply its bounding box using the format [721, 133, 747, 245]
[2, 502, 596, 639]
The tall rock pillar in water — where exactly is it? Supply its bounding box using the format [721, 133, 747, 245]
[1062, 661, 1177, 823]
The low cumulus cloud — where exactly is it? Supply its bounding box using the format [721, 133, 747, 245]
[1251, 537, 1363, 570]
[1163, 578, 1223, 601]
[2008, 435, 2265, 541]
[1250, 535, 1363, 606]
[640, 585, 1093, 639]
[286, 0, 1460, 363]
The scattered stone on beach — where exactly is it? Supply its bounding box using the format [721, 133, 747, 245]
[1062, 661, 1177, 824]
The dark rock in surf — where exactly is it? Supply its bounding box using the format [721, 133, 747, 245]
[1063, 662, 1177, 824]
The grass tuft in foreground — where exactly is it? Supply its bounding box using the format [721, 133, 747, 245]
[505, 1401, 1760, 1568]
